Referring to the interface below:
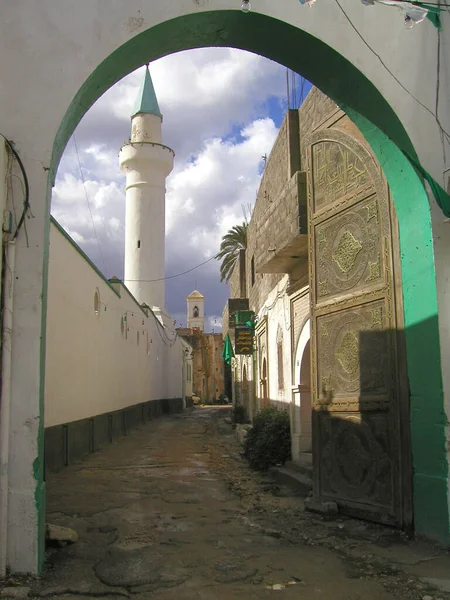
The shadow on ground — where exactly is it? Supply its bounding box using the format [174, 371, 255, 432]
[2, 407, 450, 600]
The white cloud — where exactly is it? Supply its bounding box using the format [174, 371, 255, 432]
[166, 117, 278, 260]
[53, 47, 290, 329]
[207, 316, 223, 332]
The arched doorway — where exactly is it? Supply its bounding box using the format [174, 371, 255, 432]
[44, 10, 447, 545]
[1, 2, 449, 574]
[293, 320, 312, 461]
[299, 340, 311, 453]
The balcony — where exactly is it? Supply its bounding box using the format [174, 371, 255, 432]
[255, 171, 308, 275]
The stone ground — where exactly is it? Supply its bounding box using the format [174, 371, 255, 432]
[3, 406, 450, 600]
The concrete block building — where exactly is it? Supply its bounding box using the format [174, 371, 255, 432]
[224, 86, 416, 531]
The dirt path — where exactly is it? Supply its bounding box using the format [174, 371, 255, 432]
[6, 406, 450, 599]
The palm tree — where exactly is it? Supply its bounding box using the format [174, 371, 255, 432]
[215, 222, 248, 283]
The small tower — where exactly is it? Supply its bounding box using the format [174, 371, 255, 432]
[187, 290, 205, 332]
[119, 66, 174, 309]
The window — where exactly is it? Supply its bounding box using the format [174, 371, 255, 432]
[251, 255, 255, 287]
[277, 343, 284, 390]
[94, 289, 100, 316]
[193, 306, 199, 317]
[277, 326, 284, 391]
[137, 240, 141, 248]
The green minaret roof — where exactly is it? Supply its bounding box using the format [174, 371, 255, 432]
[131, 66, 162, 119]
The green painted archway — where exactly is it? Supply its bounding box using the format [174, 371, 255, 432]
[45, 9, 449, 547]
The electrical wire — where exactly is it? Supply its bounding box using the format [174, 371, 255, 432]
[435, 30, 447, 164]
[72, 133, 107, 273]
[153, 315, 178, 347]
[0, 134, 30, 240]
[100, 301, 179, 348]
[125, 254, 216, 282]
[334, 0, 450, 144]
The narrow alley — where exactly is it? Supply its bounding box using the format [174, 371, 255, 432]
[12, 408, 450, 600]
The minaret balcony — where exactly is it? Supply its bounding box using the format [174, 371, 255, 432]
[119, 141, 174, 176]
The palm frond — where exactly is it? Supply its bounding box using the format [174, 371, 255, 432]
[215, 221, 248, 283]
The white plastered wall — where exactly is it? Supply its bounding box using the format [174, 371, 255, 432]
[429, 191, 450, 506]
[187, 296, 205, 331]
[45, 222, 183, 428]
[257, 275, 292, 409]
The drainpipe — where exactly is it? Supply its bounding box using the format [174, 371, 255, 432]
[0, 240, 16, 577]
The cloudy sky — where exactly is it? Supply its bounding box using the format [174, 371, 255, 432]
[52, 48, 311, 332]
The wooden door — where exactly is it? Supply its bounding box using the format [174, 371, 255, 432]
[307, 129, 412, 526]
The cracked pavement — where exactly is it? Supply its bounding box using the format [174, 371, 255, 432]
[3, 406, 450, 600]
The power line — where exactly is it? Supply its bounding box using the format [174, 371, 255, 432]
[0, 134, 30, 240]
[334, 0, 450, 144]
[72, 134, 106, 272]
[125, 255, 216, 282]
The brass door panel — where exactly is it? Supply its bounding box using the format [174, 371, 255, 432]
[307, 129, 412, 526]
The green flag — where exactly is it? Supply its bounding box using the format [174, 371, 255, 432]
[222, 333, 235, 365]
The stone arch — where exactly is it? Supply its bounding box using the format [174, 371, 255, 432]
[41, 13, 448, 549]
[45, 22, 447, 542]
[1, 3, 447, 574]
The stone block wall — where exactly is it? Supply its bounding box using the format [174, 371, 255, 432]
[245, 88, 374, 318]
[225, 86, 382, 414]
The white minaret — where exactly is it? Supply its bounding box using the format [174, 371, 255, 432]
[187, 290, 205, 332]
[119, 66, 174, 309]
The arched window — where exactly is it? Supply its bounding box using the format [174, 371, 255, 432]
[193, 306, 199, 318]
[277, 326, 284, 391]
[94, 289, 100, 316]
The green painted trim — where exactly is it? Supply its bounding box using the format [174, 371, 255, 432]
[49, 10, 418, 180]
[47, 10, 449, 213]
[50, 216, 121, 299]
[119, 281, 151, 318]
[131, 66, 163, 118]
[51, 217, 152, 318]
[35, 180, 54, 573]
[43, 7, 449, 545]
[344, 106, 450, 544]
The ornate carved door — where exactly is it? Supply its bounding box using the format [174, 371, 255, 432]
[307, 129, 412, 526]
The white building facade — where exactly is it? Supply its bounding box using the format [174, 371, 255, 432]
[187, 290, 205, 332]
